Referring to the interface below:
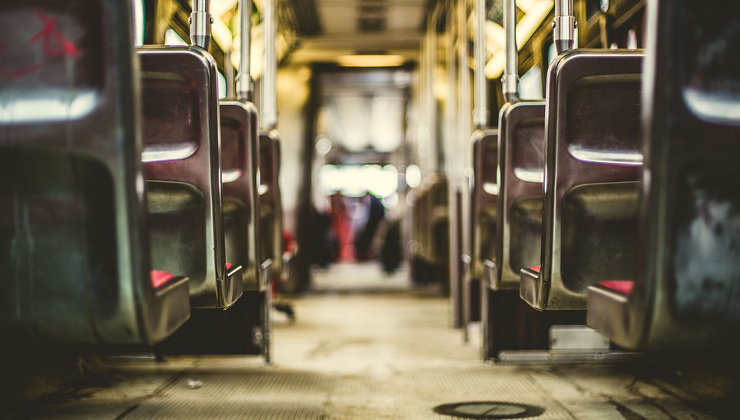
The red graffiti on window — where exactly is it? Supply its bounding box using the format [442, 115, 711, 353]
[0, 8, 80, 81]
[30, 9, 80, 58]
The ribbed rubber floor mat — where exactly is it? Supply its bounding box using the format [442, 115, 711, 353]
[13, 266, 717, 420]
[113, 361, 575, 419]
[128, 368, 335, 420]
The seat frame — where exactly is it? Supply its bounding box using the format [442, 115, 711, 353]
[492, 101, 546, 291]
[520, 50, 643, 310]
[258, 132, 284, 286]
[220, 100, 261, 290]
[471, 129, 499, 281]
[138, 46, 243, 309]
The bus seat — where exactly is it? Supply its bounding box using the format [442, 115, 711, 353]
[428, 178, 449, 271]
[422, 183, 432, 263]
[587, 0, 740, 350]
[470, 130, 499, 323]
[599, 281, 634, 296]
[138, 47, 243, 309]
[493, 102, 545, 290]
[411, 181, 430, 283]
[484, 93, 590, 359]
[221, 101, 260, 290]
[153, 101, 263, 356]
[521, 50, 643, 311]
[472, 130, 498, 282]
[0, 1, 189, 345]
[151, 271, 176, 288]
[258, 133, 284, 286]
[410, 175, 449, 288]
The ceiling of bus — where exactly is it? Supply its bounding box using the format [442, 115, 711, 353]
[285, 0, 427, 65]
[323, 92, 405, 153]
[317, 71, 411, 155]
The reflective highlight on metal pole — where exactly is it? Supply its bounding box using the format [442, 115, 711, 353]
[473, 0, 488, 128]
[502, 0, 519, 102]
[189, 0, 212, 50]
[236, 0, 254, 101]
[554, 0, 575, 54]
[261, 0, 277, 131]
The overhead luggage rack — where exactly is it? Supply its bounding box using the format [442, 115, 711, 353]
[0, 0, 190, 345]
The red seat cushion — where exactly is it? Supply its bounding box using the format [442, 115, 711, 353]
[150, 270, 175, 288]
[530, 265, 541, 273]
[600, 280, 634, 295]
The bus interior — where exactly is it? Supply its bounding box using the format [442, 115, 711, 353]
[1, 0, 740, 418]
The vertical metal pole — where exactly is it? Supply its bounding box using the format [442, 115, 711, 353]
[445, 0, 456, 179]
[445, 0, 458, 326]
[458, 0, 470, 152]
[261, 0, 278, 131]
[225, 49, 235, 98]
[429, 5, 440, 173]
[190, 0, 212, 50]
[422, 19, 429, 174]
[553, 0, 576, 54]
[425, 11, 435, 174]
[458, 0, 473, 342]
[502, 0, 518, 102]
[473, 0, 488, 129]
[261, 0, 277, 365]
[237, 0, 254, 102]
[261, 259, 273, 364]
[418, 37, 426, 173]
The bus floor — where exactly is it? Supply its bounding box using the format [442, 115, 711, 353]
[8, 263, 737, 419]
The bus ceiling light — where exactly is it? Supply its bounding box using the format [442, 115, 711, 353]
[337, 55, 405, 68]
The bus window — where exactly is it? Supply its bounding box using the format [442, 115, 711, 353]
[218, 71, 227, 99]
[165, 28, 188, 46]
[132, 0, 144, 47]
[547, 42, 557, 69]
[519, 66, 543, 100]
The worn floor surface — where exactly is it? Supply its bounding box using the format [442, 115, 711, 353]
[11, 263, 724, 419]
